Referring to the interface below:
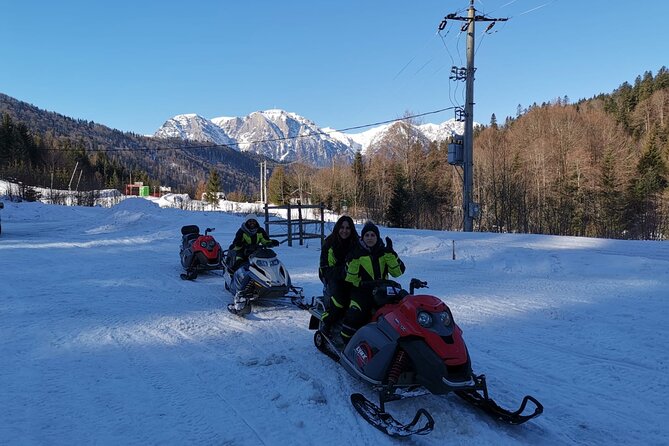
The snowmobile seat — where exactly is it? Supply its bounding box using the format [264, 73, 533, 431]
[181, 225, 200, 236]
[183, 233, 199, 245]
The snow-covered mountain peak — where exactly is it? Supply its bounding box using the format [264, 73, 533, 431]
[154, 111, 474, 165]
[153, 114, 232, 143]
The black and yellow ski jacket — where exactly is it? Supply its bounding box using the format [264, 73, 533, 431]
[229, 225, 272, 254]
[344, 240, 405, 288]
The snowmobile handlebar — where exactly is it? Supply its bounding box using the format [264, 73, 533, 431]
[244, 240, 280, 256]
[359, 279, 401, 290]
[409, 278, 428, 294]
[204, 227, 215, 235]
[360, 280, 408, 306]
[359, 278, 428, 306]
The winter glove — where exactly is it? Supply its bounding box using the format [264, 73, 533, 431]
[320, 266, 335, 283]
[385, 237, 396, 254]
[337, 265, 347, 280]
[269, 239, 280, 247]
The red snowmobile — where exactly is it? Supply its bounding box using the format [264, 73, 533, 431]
[307, 279, 543, 437]
[179, 225, 224, 280]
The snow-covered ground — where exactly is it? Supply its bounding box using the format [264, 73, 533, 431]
[1, 198, 667, 445]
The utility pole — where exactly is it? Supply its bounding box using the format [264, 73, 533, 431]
[263, 161, 268, 204]
[259, 161, 264, 203]
[259, 160, 268, 204]
[444, 0, 507, 231]
[68, 161, 79, 192]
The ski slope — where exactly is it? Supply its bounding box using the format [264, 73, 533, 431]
[1, 197, 667, 445]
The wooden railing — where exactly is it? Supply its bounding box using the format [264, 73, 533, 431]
[263, 201, 325, 247]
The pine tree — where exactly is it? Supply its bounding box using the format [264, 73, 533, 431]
[596, 149, 624, 238]
[490, 113, 498, 129]
[203, 169, 221, 206]
[268, 165, 290, 204]
[624, 128, 668, 239]
[386, 167, 410, 228]
[352, 151, 365, 217]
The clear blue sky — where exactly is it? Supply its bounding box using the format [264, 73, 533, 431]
[2, 0, 667, 135]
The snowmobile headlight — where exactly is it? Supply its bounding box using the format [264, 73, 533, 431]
[207, 240, 216, 249]
[440, 311, 452, 326]
[417, 311, 433, 328]
[200, 241, 208, 248]
[270, 259, 280, 266]
[256, 260, 269, 267]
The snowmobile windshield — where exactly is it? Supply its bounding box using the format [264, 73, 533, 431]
[252, 248, 276, 259]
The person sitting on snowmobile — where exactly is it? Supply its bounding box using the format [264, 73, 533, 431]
[340, 221, 405, 345]
[319, 215, 359, 334]
[227, 214, 278, 272]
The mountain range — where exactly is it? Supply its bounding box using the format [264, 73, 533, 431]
[153, 110, 467, 167]
[1, 91, 467, 194]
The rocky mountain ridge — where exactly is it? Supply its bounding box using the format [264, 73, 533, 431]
[154, 110, 467, 167]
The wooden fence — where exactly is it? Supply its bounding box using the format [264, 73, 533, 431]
[263, 201, 325, 247]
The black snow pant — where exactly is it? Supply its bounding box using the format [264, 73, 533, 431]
[340, 286, 375, 343]
[321, 279, 352, 329]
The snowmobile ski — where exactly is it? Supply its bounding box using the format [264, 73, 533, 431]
[227, 296, 252, 316]
[350, 393, 434, 437]
[180, 269, 198, 281]
[455, 374, 543, 425]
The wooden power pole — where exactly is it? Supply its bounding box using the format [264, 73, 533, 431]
[445, 1, 507, 231]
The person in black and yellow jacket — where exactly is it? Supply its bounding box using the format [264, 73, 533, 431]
[340, 221, 405, 345]
[319, 215, 359, 334]
[227, 214, 278, 272]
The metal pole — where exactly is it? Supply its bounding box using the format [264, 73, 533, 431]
[68, 161, 79, 192]
[287, 203, 293, 247]
[297, 200, 303, 246]
[263, 161, 269, 204]
[320, 203, 325, 243]
[463, 0, 475, 232]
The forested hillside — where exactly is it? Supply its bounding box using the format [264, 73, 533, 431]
[0, 93, 263, 200]
[268, 68, 669, 240]
[2, 68, 668, 239]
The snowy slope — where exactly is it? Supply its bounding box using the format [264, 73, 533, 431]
[1, 198, 668, 445]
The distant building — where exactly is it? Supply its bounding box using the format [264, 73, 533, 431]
[126, 182, 172, 197]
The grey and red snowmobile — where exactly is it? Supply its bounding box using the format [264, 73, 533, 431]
[179, 225, 224, 280]
[307, 278, 543, 437]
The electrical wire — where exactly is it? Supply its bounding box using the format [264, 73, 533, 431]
[517, 1, 554, 16]
[392, 32, 440, 81]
